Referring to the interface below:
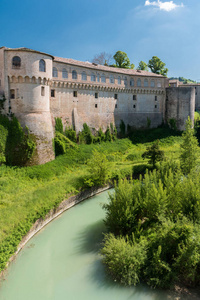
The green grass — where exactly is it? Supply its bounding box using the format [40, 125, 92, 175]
[0, 129, 198, 273]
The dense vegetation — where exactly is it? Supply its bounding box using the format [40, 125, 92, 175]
[0, 119, 184, 274]
[169, 77, 198, 84]
[101, 118, 200, 288]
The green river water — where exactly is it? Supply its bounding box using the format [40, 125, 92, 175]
[0, 190, 195, 300]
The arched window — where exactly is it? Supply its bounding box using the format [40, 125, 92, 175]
[110, 75, 114, 84]
[72, 70, 77, 80]
[130, 78, 134, 86]
[137, 78, 141, 87]
[39, 59, 46, 72]
[151, 80, 155, 87]
[82, 71, 87, 81]
[101, 74, 106, 83]
[144, 79, 148, 87]
[91, 73, 96, 82]
[53, 67, 58, 77]
[118, 76, 121, 85]
[12, 56, 21, 68]
[124, 77, 127, 86]
[157, 80, 161, 87]
[62, 68, 68, 79]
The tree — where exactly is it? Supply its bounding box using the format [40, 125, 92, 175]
[148, 56, 168, 76]
[142, 140, 164, 167]
[180, 117, 199, 174]
[113, 51, 134, 69]
[137, 61, 148, 71]
[91, 52, 113, 66]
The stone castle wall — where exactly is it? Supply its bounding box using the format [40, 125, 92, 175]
[0, 47, 196, 165]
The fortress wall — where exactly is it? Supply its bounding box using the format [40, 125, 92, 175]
[50, 87, 165, 131]
[166, 87, 195, 130]
[0, 48, 5, 96]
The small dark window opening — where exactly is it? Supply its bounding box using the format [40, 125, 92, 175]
[166, 96, 168, 101]
[73, 91, 77, 97]
[155, 96, 157, 101]
[10, 89, 15, 99]
[133, 104, 136, 108]
[114, 94, 118, 100]
[95, 104, 98, 108]
[95, 92, 98, 99]
[12, 56, 21, 68]
[41, 86, 45, 96]
[51, 89, 55, 97]
[133, 95, 136, 100]
[155, 105, 157, 108]
[115, 104, 117, 108]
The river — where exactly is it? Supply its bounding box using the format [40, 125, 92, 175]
[0, 190, 196, 300]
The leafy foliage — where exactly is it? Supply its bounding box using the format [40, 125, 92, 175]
[54, 131, 77, 156]
[137, 61, 148, 71]
[113, 51, 134, 69]
[180, 117, 199, 174]
[55, 117, 63, 134]
[65, 125, 77, 143]
[148, 56, 168, 76]
[142, 140, 164, 167]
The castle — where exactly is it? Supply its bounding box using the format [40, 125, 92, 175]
[0, 47, 195, 165]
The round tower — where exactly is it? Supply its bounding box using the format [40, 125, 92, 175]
[5, 48, 55, 165]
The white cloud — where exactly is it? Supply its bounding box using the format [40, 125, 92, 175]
[145, 0, 184, 12]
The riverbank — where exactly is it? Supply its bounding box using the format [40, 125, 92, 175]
[0, 131, 188, 275]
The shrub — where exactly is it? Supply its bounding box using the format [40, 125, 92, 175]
[98, 127, 105, 142]
[55, 117, 63, 134]
[54, 132, 76, 156]
[119, 120, 126, 137]
[65, 126, 77, 143]
[142, 140, 164, 167]
[105, 127, 112, 142]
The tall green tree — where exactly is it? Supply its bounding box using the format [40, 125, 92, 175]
[137, 61, 148, 71]
[142, 140, 164, 167]
[113, 51, 134, 69]
[148, 56, 168, 76]
[180, 117, 199, 174]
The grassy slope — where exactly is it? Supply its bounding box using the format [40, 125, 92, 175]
[0, 128, 195, 272]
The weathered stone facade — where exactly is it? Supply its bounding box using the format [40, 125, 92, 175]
[0, 47, 195, 164]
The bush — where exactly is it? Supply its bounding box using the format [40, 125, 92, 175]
[55, 117, 63, 134]
[105, 127, 112, 142]
[54, 132, 77, 156]
[65, 126, 77, 143]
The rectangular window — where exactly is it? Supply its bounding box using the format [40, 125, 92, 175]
[95, 104, 98, 108]
[10, 89, 15, 99]
[133, 104, 136, 108]
[114, 94, 118, 100]
[133, 95, 137, 100]
[73, 91, 77, 97]
[115, 104, 117, 108]
[155, 96, 157, 101]
[51, 89, 55, 97]
[155, 105, 157, 108]
[95, 92, 98, 99]
[41, 86, 45, 96]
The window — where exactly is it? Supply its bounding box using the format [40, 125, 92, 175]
[12, 56, 21, 68]
[151, 80, 155, 87]
[53, 67, 58, 77]
[41, 86, 45, 96]
[95, 104, 98, 108]
[133, 104, 136, 108]
[130, 78, 134, 86]
[110, 75, 114, 84]
[155, 105, 157, 108]
[72, 70, 77, 80]
[97, 74, 100, 82]
[10, 89, 15, 99]
[137, 78, 141, 87]
[39, 59, 46, 72]
[114, 94, 118, 100]
[155, 96, 157, 101]
[73, 91, 77, 97]
[51, 89, 55, 97]
[82, 71, 87, 81]
[157, 80, 161, 88]
[115, 104, 117, 108]
[124, 77, 127, 86]
[95, 92, 98, 99]
[133, 95, 137, 100]
[62, 68, 68, 79]
[144, 79, 148, 87]
[101, 74, 106, 83]
[118, 76, 121, 85]
[91, 73, 96, 82]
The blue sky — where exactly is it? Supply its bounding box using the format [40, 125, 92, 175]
[0, 0, 199, 80]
